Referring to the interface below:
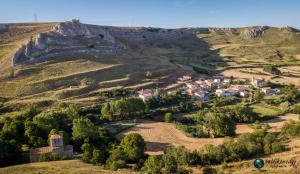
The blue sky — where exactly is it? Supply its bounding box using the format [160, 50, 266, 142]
[0, 0, 299, 28]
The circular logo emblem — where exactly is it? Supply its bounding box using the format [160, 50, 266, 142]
[253, 159, 264, 169]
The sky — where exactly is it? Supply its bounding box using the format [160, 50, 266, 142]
[0, 0, 299, 28]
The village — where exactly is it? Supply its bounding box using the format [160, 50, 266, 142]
[138, 74, 280, 102]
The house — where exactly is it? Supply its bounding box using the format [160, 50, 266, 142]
[178, 75, 192, 82]
[261, 87, 276, 95]
[223, 78, 232, 84]
[29, 134, 73, 162]
[138, 89, 154, 102]
[205, 79, 215, 88]
[195, 80, 209, 89]
[215, 89, 235, 97]
[251, 77, 266, 88]
[239, 91, 249, 97]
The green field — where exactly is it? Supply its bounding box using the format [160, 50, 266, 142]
[251, 103, 283, 118]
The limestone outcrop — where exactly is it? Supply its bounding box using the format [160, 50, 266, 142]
[243, 26, 269, 38]
[12, 19, 190, 66]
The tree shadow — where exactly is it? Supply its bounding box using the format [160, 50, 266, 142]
[145, 141, 173, 153]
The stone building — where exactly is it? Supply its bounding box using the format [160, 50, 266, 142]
[29, 134, 73, 162]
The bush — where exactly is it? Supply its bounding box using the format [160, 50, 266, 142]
[106, 147, 127, 170]
[281, 120, 300, 137]
[164, 113, 174, 123]
[263, 65, 281, 75]
[92, 149, 106, 164]
[120, 133, 145, 161]
[39, 153, 51, 162]
[51, 152, 61, 161]
[142, 155, 163, 174]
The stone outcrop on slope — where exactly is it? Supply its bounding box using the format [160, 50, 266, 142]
[11, 19, 191, 66]
[243, 26, 270, 38]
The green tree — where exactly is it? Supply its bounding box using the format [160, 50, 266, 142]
[39, 153, 51, 162]
[145, 71, 152, 78]
[203, 112, 236, 137]
[92, 149, 106, 164]
[106, 147, 127, 170]
[142, 155, 163, 174]
[253, 90, 264, 102]
[0, 139, 22, 167]
[81, 142, 93, 163]
[72, 118, 96, 141]
[120, 133, 145, 161]
[164, 113, 174, 123]
[51, 152, 61, 161]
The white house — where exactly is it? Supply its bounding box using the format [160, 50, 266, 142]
[215, 89, 235, 97]
[138, 89, 154, 102]
[251, 77, 266, 88]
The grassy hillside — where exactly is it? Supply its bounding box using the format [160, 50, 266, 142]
[0, 24, 300, 115]
[0, 160, 135, 174]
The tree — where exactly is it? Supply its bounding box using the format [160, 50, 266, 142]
[72, 118, 96, 141]
[263, 65, 281, 75]
[65, 104, 80, 120]
[142, 155, 163, 174]
[203, 112, 236, 137]
[92, 149, 106, 164]
[223, 137, 248, 161]
[253, 90, 264, 102]
[224, 104, 256, 123]
[145, 71, 152, 78]
[106, 147, 127, 170]
[281, 120, 300, 138]
[164, 113, 174, 123]
[81, 142, 93, 163]
[0, 139, 22, 167]
[120, 133, 145, 161]
[39, 153, 51, 162]
[24, 121, 47, 147]
[33, 111, 70, 133]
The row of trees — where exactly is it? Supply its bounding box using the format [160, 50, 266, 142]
[140, 128, 284, 173]
[101, 97, 145, 120]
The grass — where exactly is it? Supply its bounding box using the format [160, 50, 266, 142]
[0, 160, 135, 174]
[251, 103, 283, 118]
[1, 23, 300, 115]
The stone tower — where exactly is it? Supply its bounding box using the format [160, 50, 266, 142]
[50, 134, 63, 147]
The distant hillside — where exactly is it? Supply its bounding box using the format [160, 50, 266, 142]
[0, 20, 300, 115]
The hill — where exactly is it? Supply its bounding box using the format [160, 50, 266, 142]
[0, 20, 300, 115]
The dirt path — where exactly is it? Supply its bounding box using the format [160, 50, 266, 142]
[117, 114, 299, 154]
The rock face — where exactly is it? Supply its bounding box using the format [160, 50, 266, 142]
[243, 26, 269, 38]
[12, 19, 189, 66]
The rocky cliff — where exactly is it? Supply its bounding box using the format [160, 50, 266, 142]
[12, 19, 191, 66]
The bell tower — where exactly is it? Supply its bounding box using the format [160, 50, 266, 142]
[50, 134, 64, 147]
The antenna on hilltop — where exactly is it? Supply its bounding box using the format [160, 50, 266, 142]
[34, 13, 38, 23]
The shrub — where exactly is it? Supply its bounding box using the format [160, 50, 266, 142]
[263, 65, 281, 75]
[142, 155, 163, 174]
[51, 152, 61, 161]
[120, 133, 145, 161]
[106, 147, 127, 170]
[281, 120, 300, 137]
[145, 71, 152, 78]
[164, 113, 174, 123]
[92, 149, 106, 164]
[39, 153, 51, 162]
